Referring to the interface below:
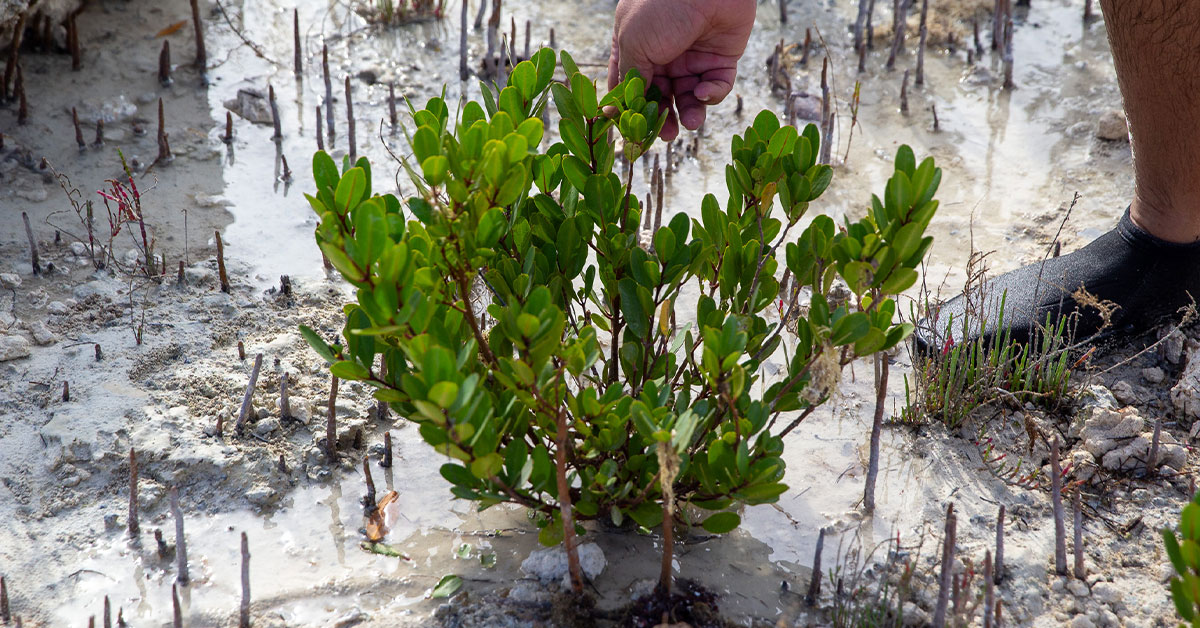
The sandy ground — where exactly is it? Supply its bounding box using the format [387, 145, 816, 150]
[0, 0, 1193, 626]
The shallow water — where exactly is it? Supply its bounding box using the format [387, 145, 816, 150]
[12, 0, 1133, 624]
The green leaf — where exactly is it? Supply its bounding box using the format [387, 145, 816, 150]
[511, 61, 537, 101]
[477, 208, 507, 248]
[700, 511, 741, 534]
[335, 167, 367, 213]
[428, 381, 460, 408]
[1173, 578, 1196, 622]
[470, 452, 503, 479]
[1167, 529, 1187, 575]
[618, 278, 649, 338]
[313, 151, 339, 192]
[430, 574, 463, 599]
[831, 312, 871, 346]
[361, 542, 410, 559]
[330, 360, 370, 380]
[300, 325, 337, 363]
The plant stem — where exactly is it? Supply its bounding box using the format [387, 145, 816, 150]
[932, 503, 955, 627]
[863, 352, 889, 513]
[239, 532, 251, 628]
[1051, 437, 1067, 575]
[555, 404, 585, 593]
[805, 527, 824, 606]
[326, 376, 339, 462]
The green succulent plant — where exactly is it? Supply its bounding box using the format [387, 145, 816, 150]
[1165, 493, 1200, 626]
[302, 47, 940, 594]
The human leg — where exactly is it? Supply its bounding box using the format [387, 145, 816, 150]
[914, 0, 1200, 351]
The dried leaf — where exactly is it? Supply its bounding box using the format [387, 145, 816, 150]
[365, 490, 400, 541]
[155, 21, 188, 38]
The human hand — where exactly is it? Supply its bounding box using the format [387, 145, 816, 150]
[607, 0, 756, 140]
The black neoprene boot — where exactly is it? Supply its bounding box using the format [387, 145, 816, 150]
[913, 208, 1200, 354]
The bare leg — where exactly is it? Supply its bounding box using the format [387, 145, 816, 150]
[914, 2, 1200, 350]
[1102, 0, 1200, 243]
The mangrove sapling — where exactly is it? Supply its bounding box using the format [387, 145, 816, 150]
[302, 48, 940, 600]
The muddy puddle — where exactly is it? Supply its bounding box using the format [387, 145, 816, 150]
[0, 0, 1161, 625]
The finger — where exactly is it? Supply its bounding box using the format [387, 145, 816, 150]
[670, 75, 706, 131]
[607, 30, 620, 92]
[693, 67, 738, 105]
[675, 89, 707, 132]
[660, 101, 679, 141]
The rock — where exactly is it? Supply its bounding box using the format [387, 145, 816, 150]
[1101, 430, 1186, 472]
[1163, 329, 1186, 364]
[520, 543, 606, 585]
[245, 484, 278, 507]
[1070, 385, 1119, 439]
[1142, 367, 1165, 384]
[104, 513, 119, 530]
[1068, 579, 1090, 597]
[0, 273, 20, 289]
[46, 301, 70, 316]
[0, 334, 31, 361]
[1171, 345, 1200, 419]
[1110, 380, 1136, 405]
[255, 418, 280, 436]
[1067, 449, 1098, 484]
[28, 321, 56, 345]
[74, 94, 139, 124]
[69, 242, 88, 256]
[1096, 110, 1128, 141]
[224, 88, 274, 124]
[73, 280, 116, 301]
[183, 265, 217, 286]
[1070, 614, 1096, 628]
[508, 581, 554, 604]
[901, 602, 929, 627]
[1079, 407, 1143, 458]
[1092, 582, 1120, 606]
